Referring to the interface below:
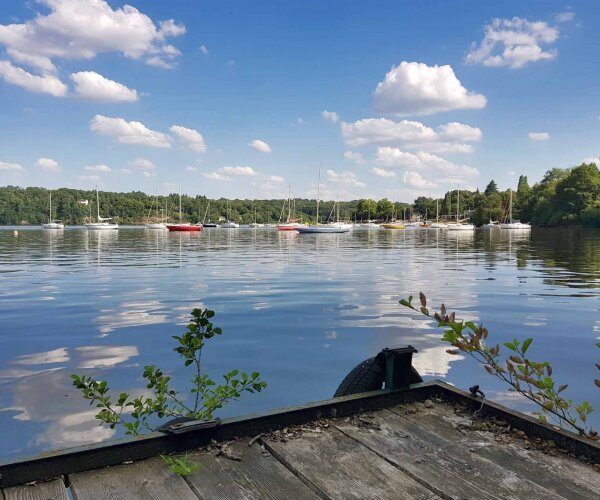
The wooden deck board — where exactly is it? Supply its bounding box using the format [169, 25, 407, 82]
[2, 478, 67, 500]
[335, 409, 562, 499]
[264, 426, 439, 499]
[69, 457, 197, 500]
[391, 401, 600, 499]
[184, 439, 321, 499]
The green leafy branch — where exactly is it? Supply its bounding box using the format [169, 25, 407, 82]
[400, 292, 598, 440]
[71, 308, 267, 437]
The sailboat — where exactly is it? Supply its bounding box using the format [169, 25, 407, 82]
[500, 189, 531, 230]
[166, 186, 202, 231]
[381, 201, 405, 229]
[297, 169, 349, 233]
[277, 185, 307, 230]
[145, 193, 167, 229]
[41, 191, 64, 229]
[84, 187, 118, 230]
[221, 200, 239, 228]
[430, 199, 447, 229]
[202, 200, 219, 227]
[447, 189, 475, 231]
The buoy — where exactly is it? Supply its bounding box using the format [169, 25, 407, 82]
[13, 230, 18, 236]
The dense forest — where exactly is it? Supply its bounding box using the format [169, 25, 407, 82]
[1, 163, 598, 227]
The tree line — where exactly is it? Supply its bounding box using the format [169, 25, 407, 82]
[0, 163, 598, 227]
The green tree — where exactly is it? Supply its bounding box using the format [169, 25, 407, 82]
[484, 180, 498, 196]
[376, 198, 394, 220]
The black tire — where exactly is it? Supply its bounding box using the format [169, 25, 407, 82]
[334, 356, 423, 397]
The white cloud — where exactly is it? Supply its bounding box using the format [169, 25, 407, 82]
[199, 44, 209, 54]
[143, 171, 155, 177]
[326, 169, 366, 188]
[375, 147, 479, 177]
[170, 125, 206, 153]
[128, 158, 155, 170]
[555, 12, 575, 23]
[371, 167, 396, 178]
[528, 132, 549, 141]
[466, 17, 560, 69]
[343, 151, 365, 164]
[119, 168, 132, 174]
[185, 166, 197, 172]
[220, 166, 256, 176]
[203, 172, 231, 181]
[403, 171, 436, 189]
[78, 174, 100, 182]
[267, 175, 285, 183]
[85, 164, 111, 173]
[0, 161, 24, 171]
[0, 60, 67, 96]
[341, 118, 481, 153]
[582, 157, 600, 165]
[70, 71, 138, 102]
[249, 139, 272, 153]
[90, 115, 171, 148]
[0, 0, 185, 71]
[322, 110, 340, 123]
[35, 157, 60, 172]
[374, 61, 486, 116]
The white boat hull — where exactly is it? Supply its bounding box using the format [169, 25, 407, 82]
[222, 222, 239, 228]
[447, 224, 475, 231]
[42, 223, 64, 229]
[429, 223, 447, 229]
[145, 223, 167, 230]
[500, 223, 531, 230]
[84, 223, 119, 230]
[297, 225, 349, 234]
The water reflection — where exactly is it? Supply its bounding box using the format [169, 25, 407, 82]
[0, 226, 598, 458]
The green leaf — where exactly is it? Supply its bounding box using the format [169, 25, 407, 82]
[522, 338, 533, 354]
[503, 342, 517, 351]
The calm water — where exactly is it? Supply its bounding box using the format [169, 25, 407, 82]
[0, 226, 599, 459]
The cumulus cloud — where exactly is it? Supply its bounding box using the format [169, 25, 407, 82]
[119, 168, 132, 174]
[90, 115, 171, 148]
[403, 171, 436, 189]
[466, 17, 560, 69]
[249, 139, 272, 153]
[185, 166, 197, 172]
[143, 171, 155, 177]
[555, 12, 575, 23]
[583, 157, 600, 165]
[341, 118, 481, 153]
[322, 110, 340, 123]
[528, 132, 549, 141]
[0, 161, 24, 171]
[371, 167, 396, 178]
[70, 71, 138, 102]
[203, 165, 257, 181]
[0, 0, 185, 72]
[375, 147, 479, 177]
[128, 158, 155, 170]
[326, 169, 366, 188]
[84, 164, 111, 173]
[170, 125, 206, 154]
[343, 151, 365, 164]
[0, 60, 67, 96]
[374, 61, 486, 116]
[267, 175, 285, 183]
[36, 157, 60, 172]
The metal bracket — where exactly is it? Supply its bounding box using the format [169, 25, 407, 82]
[160, 418, 221, 435]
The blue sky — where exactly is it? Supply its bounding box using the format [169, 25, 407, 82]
[0, 0, 598, 201]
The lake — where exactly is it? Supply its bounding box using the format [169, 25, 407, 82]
[0, 226, 598, 459]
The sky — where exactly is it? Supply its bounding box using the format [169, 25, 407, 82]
[0, 0, 599, 201]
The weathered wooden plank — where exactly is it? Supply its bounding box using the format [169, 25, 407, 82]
[335, 409, 562, 500]
[264, 426, 439, 499]
[391, 401, 600, 499]
[185, 439, 320, 499]
[69, 457, 197, 500]
[2, 478, 67, 500]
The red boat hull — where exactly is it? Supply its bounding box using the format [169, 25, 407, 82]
[166, 225, 202, 232]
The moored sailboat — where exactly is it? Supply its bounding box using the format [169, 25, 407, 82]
[41, 191, 64, 230]
[166, 186, 202, 231]
[84, 187, 118, 230]
[277, 185, 307, 231]
[500, 189, 531, 230]
[447, 189, 475, 231]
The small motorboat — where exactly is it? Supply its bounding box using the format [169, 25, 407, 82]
[381, 223, 406, 230]
[297, 224, 349, 234]
[221, 221, 239, 229]
[203, 222, 219, 228]
[166, 223, 202, 232]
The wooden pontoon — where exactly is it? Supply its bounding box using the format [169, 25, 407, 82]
[1, 349, 598, 499]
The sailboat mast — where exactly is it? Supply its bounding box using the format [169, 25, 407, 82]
[436, 198, 439, 223]
[316, 168, 321, 225]
[179, 185, 182, 223]
[49, 191, 52, 222]
[96, 187, 100, 222]
[509, 188, 513, 223]
[287, 184, 292, 222]
[456, 189, 460, 221]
